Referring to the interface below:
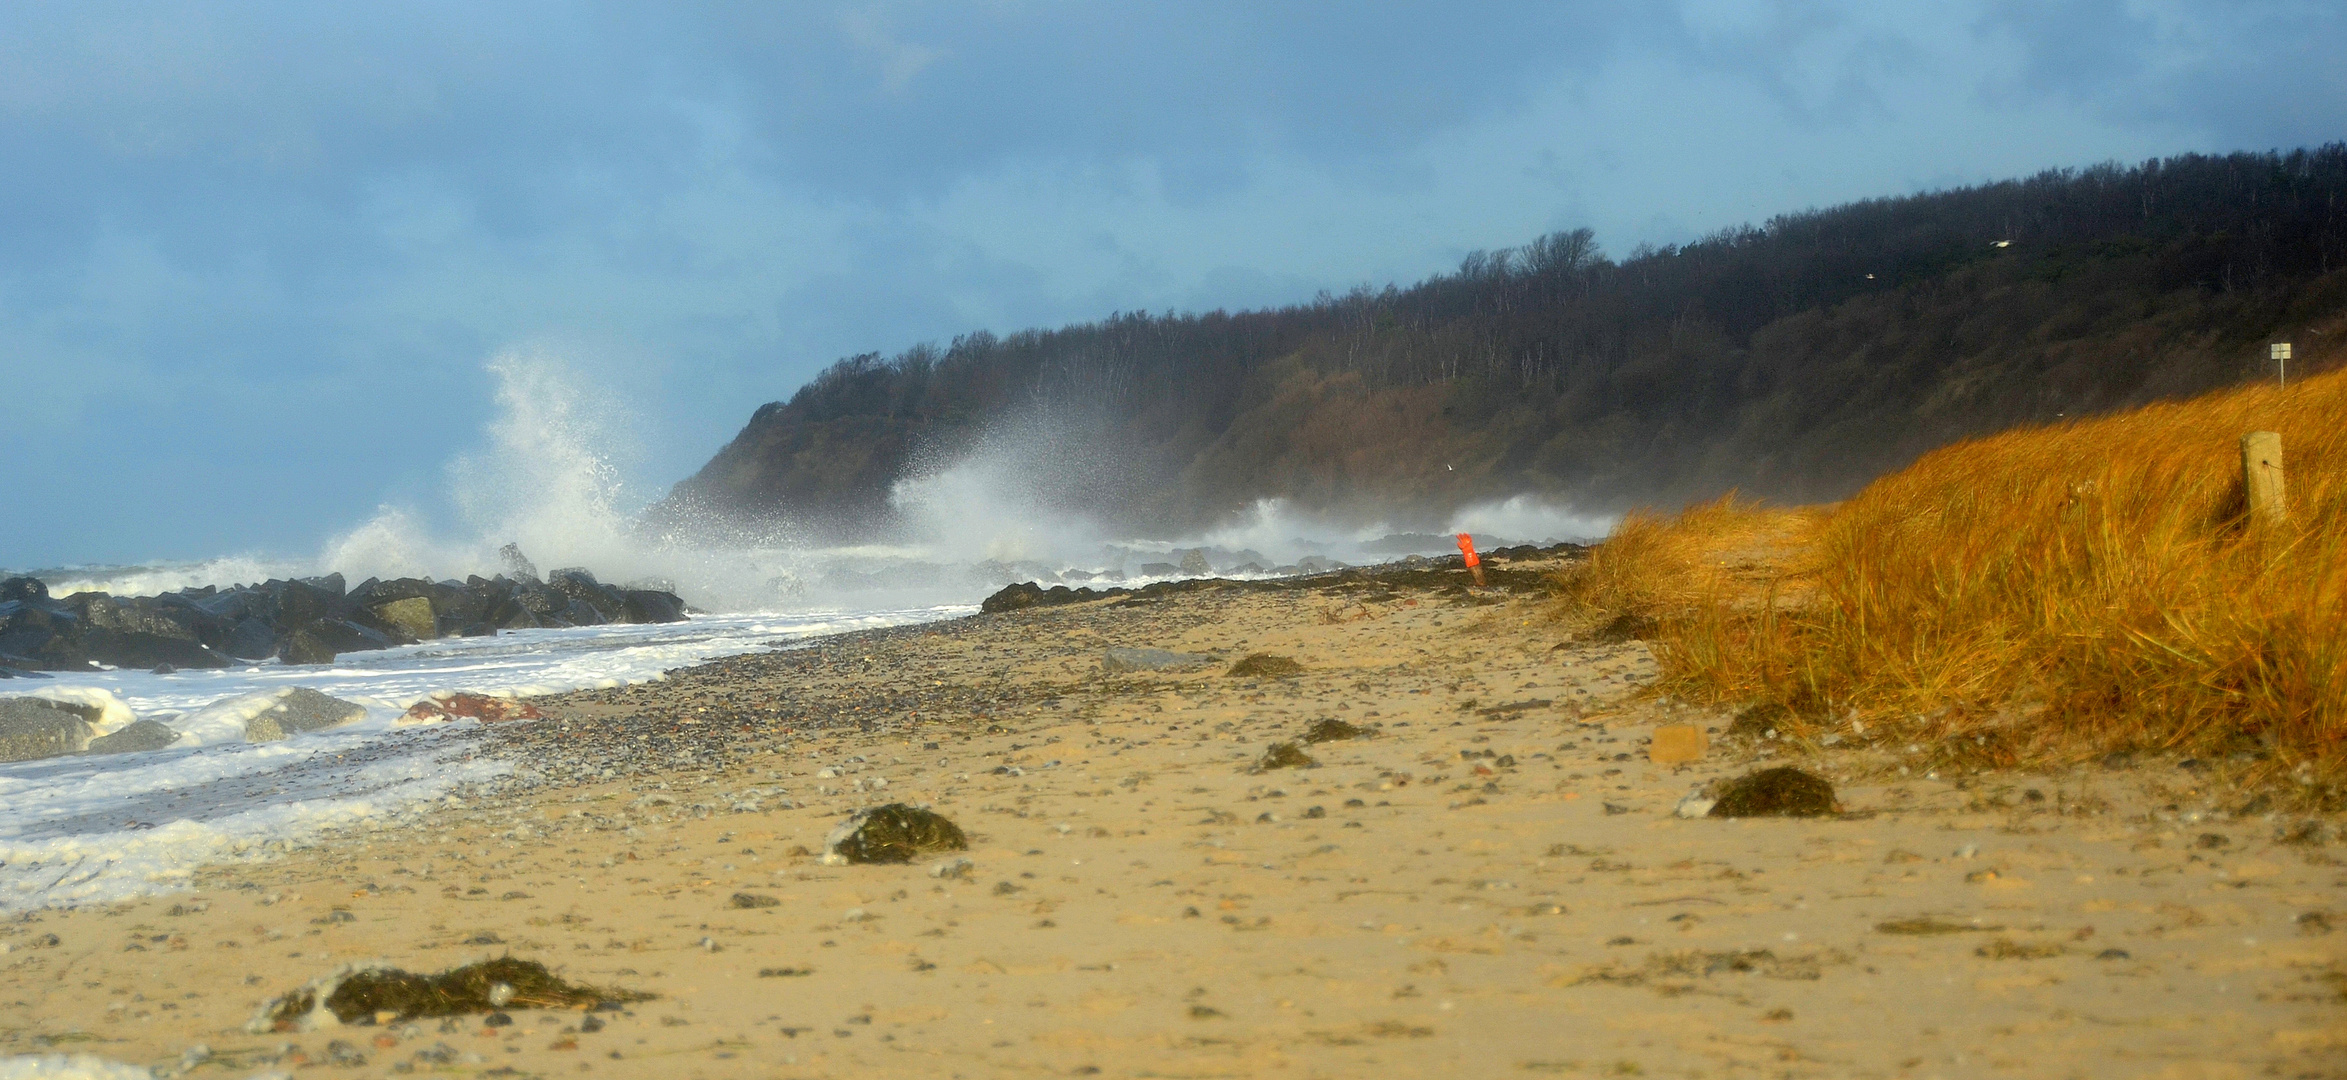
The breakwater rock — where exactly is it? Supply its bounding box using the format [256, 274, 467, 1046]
[0, 559, 687, 671]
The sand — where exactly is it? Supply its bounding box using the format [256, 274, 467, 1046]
[2, 561, 2341, 1079]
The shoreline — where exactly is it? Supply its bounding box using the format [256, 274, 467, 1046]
[2, 558, 2340, 1077]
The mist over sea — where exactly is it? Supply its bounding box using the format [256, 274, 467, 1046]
[0, 351, 1609, 912]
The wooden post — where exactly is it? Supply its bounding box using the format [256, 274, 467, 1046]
[2242, 431, 2286, 526]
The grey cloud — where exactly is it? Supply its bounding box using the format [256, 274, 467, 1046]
[0, 1, 2339, 565]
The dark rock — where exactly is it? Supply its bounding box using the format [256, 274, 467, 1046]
[279, 619, 394, 665]
[1138, 562, 1182, 576]
[225, 617, 279, 660]
[1178, 549, 1212, 576]
[0, 698, 95, 761]
[0, 577, 49, 604]
[77, 628, 232, 670]
[280, 626, 338, 665]
[547, 569, 621, 623]
[823, 804, 969, 865]
[244, 688, 369, 742]
[498, 543, 540, 583]
[980, 581, 1128, 614]
[270, 578, 350, 628]
[620, 590, 686, 624]
[1707, 767, 1838, 818]
[86, 718, 182, 755]
[1226, 653, 1303, 678]
[729, 893, 780, 909]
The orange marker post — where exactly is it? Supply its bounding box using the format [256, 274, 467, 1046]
[1456, 532, 1485, 587]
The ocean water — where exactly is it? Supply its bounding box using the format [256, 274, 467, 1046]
[0, 607, 963, 912]
[0, 351, 1608, 916]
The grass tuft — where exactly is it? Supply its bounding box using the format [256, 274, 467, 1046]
[1560, 367, 2347, 796]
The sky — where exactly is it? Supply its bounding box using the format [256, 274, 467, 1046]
[3, 0, 2342, 569]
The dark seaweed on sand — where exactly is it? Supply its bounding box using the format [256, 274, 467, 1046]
[832, 803, 970, 864]
[269, 958, 651, 1028]
[1301, 718, 1370, 743]
[1707, 767, 1837, 818]
[1227, 653, 1304, 678]
[1257, 742, 1317, 770]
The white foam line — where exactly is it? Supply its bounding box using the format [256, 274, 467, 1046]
[0, 747, 508, 912]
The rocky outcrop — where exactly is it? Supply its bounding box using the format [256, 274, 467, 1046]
[86, 719, 181, 755]
[241, 688, 369, 742]
[0, 697, 95, 762]
[0, 553, 688, 672]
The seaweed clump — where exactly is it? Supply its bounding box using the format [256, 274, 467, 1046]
[1257, 742, 1317, 770]
[1707, 767, 1837, 818]
[1725, 702, 1793, 739]
[258, 958, 649, 1030]
[824, 803, 969, 865]
[1227, 653, 1304, 678]
[1301, 718, 1371, 743]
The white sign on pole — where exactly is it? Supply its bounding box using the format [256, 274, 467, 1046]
[2271, 342, 2291, 389]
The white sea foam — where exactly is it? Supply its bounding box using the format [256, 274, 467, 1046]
[0, 607, 962, 911]
[13, 687, 135, 736]
[1445, 495, 1611, 545]
[0, 1055, 156, 1080]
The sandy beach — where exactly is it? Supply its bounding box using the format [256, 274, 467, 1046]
[3, 558, 2341, 1079]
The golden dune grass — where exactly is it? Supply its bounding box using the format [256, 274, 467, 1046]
[1561, 367, 2347, 793]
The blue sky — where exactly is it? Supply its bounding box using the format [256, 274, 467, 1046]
[3, 1, 2341, 568]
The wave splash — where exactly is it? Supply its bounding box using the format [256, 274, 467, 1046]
[12, 349, 1613, 612]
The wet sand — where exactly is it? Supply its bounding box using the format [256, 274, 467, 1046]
[3, 561, 2342, 1078]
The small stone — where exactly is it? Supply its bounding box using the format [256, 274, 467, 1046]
[929, 857, 975, 879]
[730, 893, 781, 909]
[1672, 789, 1718, 819]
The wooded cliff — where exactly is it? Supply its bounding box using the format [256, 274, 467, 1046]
[659, 146, 2347, 539]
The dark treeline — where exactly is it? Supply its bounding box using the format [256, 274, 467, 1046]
[663, 145, 2347, 538]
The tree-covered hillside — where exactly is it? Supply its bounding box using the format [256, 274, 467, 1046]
[660, 146, 2347, 539]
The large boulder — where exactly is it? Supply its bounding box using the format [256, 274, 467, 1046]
[87, 719, 181, 755]
[620, 590, 686, 624]
[267, 577, 350, 629]
[224, 617, 278, 660]
[0, 698, 95, 761]
[20, 686, 136, 733]
[77, 628, 233, 670]
[369, 596, 438, 641]
[0, 596, 85, 670]
[279, 619, 394, 665]
[1, 577, 49, 603]
[244, 688, 368, 741]
[548, 568, 622, 622]
[176, 687, 368, 744]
